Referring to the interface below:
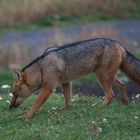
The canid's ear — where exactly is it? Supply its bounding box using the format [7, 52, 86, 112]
[12, 70, 22, 81]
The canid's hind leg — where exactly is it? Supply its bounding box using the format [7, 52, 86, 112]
[114, 77, 129, 104]
[61, 82, 72, 111]
[96, 74, 115, 106]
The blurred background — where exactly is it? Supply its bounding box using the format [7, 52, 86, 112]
[0, 0, 140, 98]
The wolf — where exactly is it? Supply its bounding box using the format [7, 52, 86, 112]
[10, 38, 140, 120]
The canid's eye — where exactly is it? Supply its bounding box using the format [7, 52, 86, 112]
[12, 86, 21, 95]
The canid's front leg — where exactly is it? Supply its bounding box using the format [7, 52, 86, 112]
[61, 82, 72, 111]
[22, 86, 54, 121]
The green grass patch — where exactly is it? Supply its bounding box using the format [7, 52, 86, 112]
[2, 11, 140, 31]
[3, 15, 116, 32]
[136, 53, 140, 59]
[73, 73, 96, 86]
[0, 0, 140, 29]
[0, 69, 12, 86]
[0, 94, 139, 140]
[125, 9, 140, 19]
[0, 69, 96, 87]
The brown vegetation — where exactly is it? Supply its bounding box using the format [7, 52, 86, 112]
[0, 0, 139, 27]
[0, 43, 33, 69]
[0, 26, 120, 69]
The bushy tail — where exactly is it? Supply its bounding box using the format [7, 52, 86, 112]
[120, 50, 140, 84]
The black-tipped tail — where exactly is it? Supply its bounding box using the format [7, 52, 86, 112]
[120, 50, 140, 84]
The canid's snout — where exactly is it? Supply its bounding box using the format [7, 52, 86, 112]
[10, 100, 19, 109]
[10, 102, 19, 109]
[10, 96, 25, 109]
[9, 96, 20, 109]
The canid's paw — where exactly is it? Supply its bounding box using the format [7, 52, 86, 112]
[102, 98, 111, 106]
[60, 106, 69, 112]
[19, 113, 34, 121]
[122, 98, 129, 105]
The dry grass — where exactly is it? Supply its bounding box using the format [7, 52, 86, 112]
[0, 0, 139, 27]
[0, 43, 33, 69]
[0, 26, 120, 69]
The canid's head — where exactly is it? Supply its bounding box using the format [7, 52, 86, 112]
[10, 70, 31, 108]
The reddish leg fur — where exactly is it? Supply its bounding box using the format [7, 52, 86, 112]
[96, 75, 115, 106]
[95, 69, 116, 106]
[22, 85, 54, 121]
[61, 82, 72, 111]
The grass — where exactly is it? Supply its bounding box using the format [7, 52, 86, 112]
[0, 0, 140, 28]
[74, 73, 96, 86]
[3, 11, 140, 31]
[2, 15, 116, 32]
[0, 69, 12, 86]
[0, 69, 96, 87]
[0, 93, 140, 140]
